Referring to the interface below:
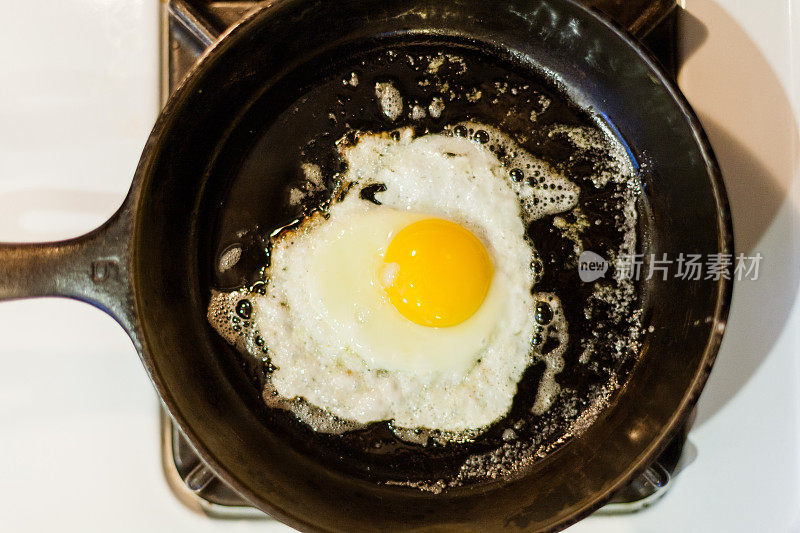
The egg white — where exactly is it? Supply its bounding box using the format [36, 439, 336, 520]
[250, 128, 575, 433]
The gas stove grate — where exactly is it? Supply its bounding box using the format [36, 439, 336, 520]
[159, 0, 689, 519]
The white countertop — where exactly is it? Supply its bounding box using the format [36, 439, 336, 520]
[0, 0, 798, 531]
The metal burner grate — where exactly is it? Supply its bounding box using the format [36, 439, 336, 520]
[159, 0, 690, 519]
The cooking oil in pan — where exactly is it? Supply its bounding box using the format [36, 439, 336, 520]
[205, 44, 644, 490]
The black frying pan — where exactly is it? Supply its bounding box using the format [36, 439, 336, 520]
[0, 0, 732, 531]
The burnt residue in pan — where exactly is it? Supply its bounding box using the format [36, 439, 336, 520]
[204, 41, 646, 489]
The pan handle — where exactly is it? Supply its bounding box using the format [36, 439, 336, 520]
[587, 0, 676, 39]
[0, 208, 136, 333]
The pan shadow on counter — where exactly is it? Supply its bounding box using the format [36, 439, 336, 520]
[677, 0, 799, 427]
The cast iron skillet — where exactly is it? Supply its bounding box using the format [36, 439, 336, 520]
[0, 0, 732, 531]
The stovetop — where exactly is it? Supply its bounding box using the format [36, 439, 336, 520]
[158, 0, 690, 519]
[0, 1, 797, 532]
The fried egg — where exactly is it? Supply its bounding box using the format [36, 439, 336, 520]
[236, 127, 575, 434]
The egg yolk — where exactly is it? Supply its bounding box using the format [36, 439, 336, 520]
[382, 218, 493, 327]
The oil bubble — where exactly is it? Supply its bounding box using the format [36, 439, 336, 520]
[235, 299, 252, 319]
[535, 301, 554, 325]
